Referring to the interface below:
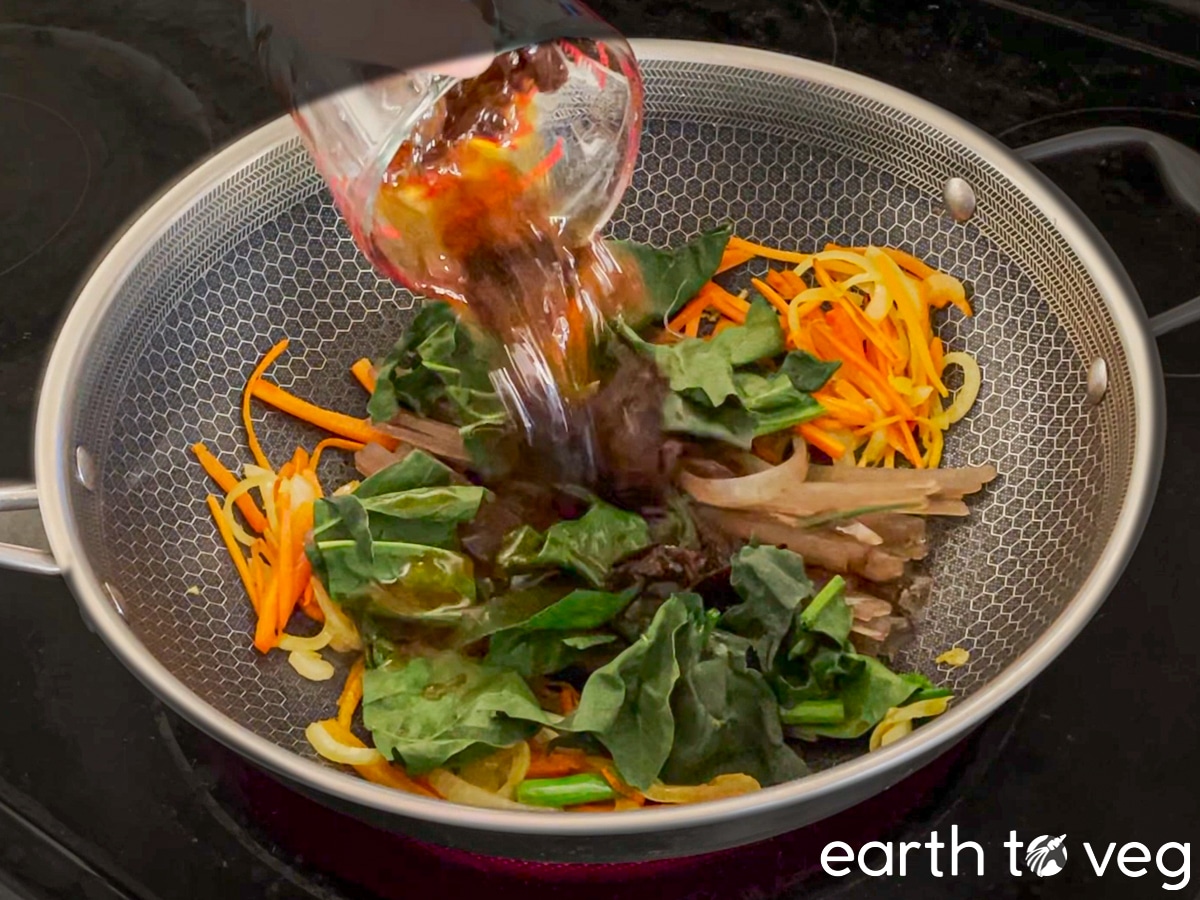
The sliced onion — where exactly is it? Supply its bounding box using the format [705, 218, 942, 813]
[845, 595, 893, 620]
[288, 649, 336, 681]
[456, 741, 531, 800]
[643, 774, 761, 804]
[679, 438, 809, 510]
[222, 472, 276, 546]
[306, 720, 383, 765]
[278, 630, 332, 653]
[836, 521, 883, 546]
[426, 768, 556, 813]
[940, 352, 982, 424]
[310, 578, 362, 653]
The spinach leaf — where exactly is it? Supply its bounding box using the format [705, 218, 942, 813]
[367, 302, 504, 428]
[661, 393, 756, 449]
[501, 502, 652, 588]
[722, 545, 814, 671]
[793, 655, 919, 740]
[564, 593, 705, 790]
[734, 370, 826, 437]
[315, 540, 476, 620]
[798, 575, 854, 646]
[519, 587, 639, 631]
[610, 225, 732, 324]
[773, 646, 864, 707]
[664, 639, 808, 787]
[623, 299, 785, 406]
[779, 350, 841, 393]
[362, 652, 557, 773]
[355, 450, 456, 497]
[485, 629, 618, 678]
[360, 486, 488, 548]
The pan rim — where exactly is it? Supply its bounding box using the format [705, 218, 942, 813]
[33, 39, 1165, 850]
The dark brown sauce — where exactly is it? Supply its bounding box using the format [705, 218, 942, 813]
[367, 45, 650, 487]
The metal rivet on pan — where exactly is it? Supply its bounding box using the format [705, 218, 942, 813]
[103, 582, 127, 618]
[74, 446, 96, 491]
[943, 178, 977, 222]
[1085, 358, 1108, 407]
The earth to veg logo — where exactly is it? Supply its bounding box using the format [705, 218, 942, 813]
[820, 828, 1190, 890]
[1026, 834, 1068, 876]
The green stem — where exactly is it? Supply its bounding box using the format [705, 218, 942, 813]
[516, 773, 617, 808]
[780, 698, 846, 726]
[800, 575, 846, 628]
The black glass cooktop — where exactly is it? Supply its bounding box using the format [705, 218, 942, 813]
[1, 2, 1197, 897]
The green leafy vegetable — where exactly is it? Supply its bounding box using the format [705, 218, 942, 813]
[609, 225, 732, 325]
[502, 502, 652, 588]
[660, 393, 756, 449]
[486, 629, 618, 678]
[565, 593, 705, 789]
[779, 350, 842, 393]
[362, 652, 557, 773]
[315, 540, 477, 620]
[734, 369, 826, 436]
[799, 575, 853, 646]
[355, 450, 456, 497]
[663, 637, 808, 787]
[722, 545, 814, 671]
[793, 655, 920, 740]
[367, 302, 504, 428]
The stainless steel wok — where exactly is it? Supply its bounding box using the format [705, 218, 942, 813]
[1, 40, 1196, 863]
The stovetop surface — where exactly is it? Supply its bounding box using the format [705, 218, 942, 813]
[1, 1, 1198, 897]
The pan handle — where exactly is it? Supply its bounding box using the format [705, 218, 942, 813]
[1016, 126, 1200, 338]
[0, 483, 61, 576]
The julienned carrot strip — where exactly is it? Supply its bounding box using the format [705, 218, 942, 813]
[816, 394, 874, 427]
[254, 575, 279, 653]
[684, 316, 701, 338]
[350, 358, 377, 393]
[702, 281, 750, 315]
[826, 307, 862, 353]
[812, 323, 913, 418]
[600, 767, 646, 805]
[251, 380, 400, 450]
[715, 245, 756, 274]
[298, 580, 323, 622]
[799, 422, 846, 459]
[727, 235, 811, 265]
[751, 277, 791, 317]
[192, 443, 269, 534]
[205, 495, 258, 610]
[889, 421, 924, 468]
[337, 657, 366, 729]
[764, 268, 795, 300]
[310, 438, 366, 471]
[667, 293, 711, 331]
[275, 479, 293, 633]
[526, 748, 589, 779]
[245, 339, 290, 470]
[712, 319, 735, 336]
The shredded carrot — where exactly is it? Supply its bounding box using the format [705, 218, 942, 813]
[526, 747, 588, 779]
[831, 243, 936, 280]
[254, 576, 279, 653]
[600, 767, 646, 805]
[244, 339, 289, 470]
[712, 319, 736, 336]
[192, 442, 268, 533]
[799, 422, 846, 459]
[700, 282, 750, 323]
[310, 437, 366, 471]
[337, 657, 366, 729]
[570, 801, 618, 812]
[726, 235, 811, 266]
[275, 478, 293, 632]
[684, 316, 701, 338]
[667, 293, 711, 332]
[298, 580, 323, 622]
[715, 244, 756, 274]
[251, 380, 400, 449]
[764, 268, 795, 300]
[557, 683, 580, 715]
[751, 277, 791, 316]
[205, 494, 258, 609]
[350, 358, 377, 393]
